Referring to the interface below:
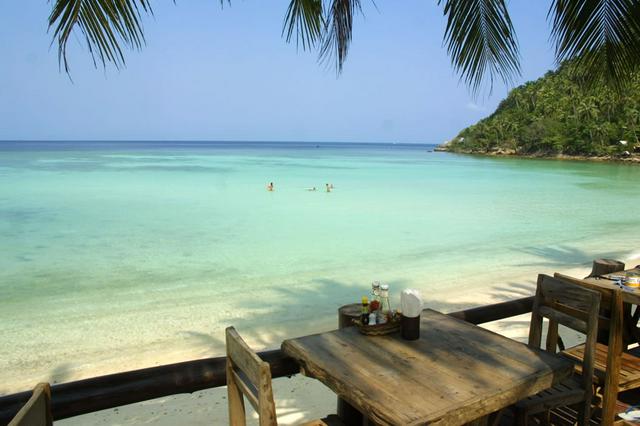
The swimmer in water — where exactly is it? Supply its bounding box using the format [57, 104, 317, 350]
[306, 187, 317, 191]
[266, 182, 274, 191]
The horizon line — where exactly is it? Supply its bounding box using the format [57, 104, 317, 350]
[0, 139, 439, 145]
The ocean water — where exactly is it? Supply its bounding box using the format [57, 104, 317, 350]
[1, 141, 639, 392]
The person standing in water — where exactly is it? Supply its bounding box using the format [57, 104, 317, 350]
[325, 183, 331, 193]
[267, 182, 274, 191]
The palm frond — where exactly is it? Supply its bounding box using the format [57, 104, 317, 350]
[48, 0, 152, 72]
[439, 0, 520, 95]
[549, 0, 640, 88]
[283, 0, 324, 51]
[319, 0, 363, 73]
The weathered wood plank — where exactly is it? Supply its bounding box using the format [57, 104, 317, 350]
[448, 296, 534, 325]
[226, 327, 265, 387]
[225, 327, 278, 426]
[282, 309, 573, 426]
[7, 383, 52, 426]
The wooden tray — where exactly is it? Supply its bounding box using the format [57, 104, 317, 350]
[352, 317, 400, 335]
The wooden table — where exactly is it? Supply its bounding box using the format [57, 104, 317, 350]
[581, 268, 640, 426]
[282, 309, 573, 426]
[585, 267, 640, 303]
[584, 267, 640, 345]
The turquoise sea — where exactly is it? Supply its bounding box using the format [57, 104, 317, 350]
[1, 141, 639, 392]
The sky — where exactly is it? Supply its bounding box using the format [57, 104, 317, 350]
[0, 1, 557, 143]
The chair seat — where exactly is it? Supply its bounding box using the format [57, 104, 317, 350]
[514, 377, 584, 413]
[562, 343, 640, 391]
[545, 398, 636, 425]
[549, 405, 601, 426]
[300, 414, 345, 426]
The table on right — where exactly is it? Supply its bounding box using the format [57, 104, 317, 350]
[563, 267, 640, 425]
[584, 267, 640, 345]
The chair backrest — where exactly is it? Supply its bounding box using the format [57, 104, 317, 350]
[554, 272, 617, 312]
[554, 272, 624, 341]
[529, 274, 601, 425]
[554, 272, 626, 426]
[8, 383, 52, 426]
[225, 327, 277, 426]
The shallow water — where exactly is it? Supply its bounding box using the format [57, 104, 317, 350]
[1, 141, 639, 392]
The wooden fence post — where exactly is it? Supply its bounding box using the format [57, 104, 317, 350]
[587, 259, 625, 278]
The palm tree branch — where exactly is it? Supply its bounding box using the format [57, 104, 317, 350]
[283, 0, 324, 51]
[549, 0, 640, 87]
[319, 0, 363, 72]
[48, 0, 152, 72]
[439, 0, 520, 95]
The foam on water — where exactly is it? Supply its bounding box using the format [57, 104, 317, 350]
[1, 141, 639, 392]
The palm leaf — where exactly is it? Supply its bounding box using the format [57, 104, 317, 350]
[319, 0, 363, 72]
[283, 0, 324, 51]
[49, 0, 152, 72]
[549, 0, 640, 88]
[439, 0, 520, 95]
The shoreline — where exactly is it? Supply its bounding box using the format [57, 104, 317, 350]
[436, 147, 640, 164]
[55, 252, 639, 425]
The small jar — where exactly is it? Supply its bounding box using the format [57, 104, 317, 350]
[627, 276, 640, 288]
[368, 312, 377, 326]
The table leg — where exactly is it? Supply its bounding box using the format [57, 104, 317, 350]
[627, 304, 640, 346]
[601, 292, 624, 426]
[465, 415, 489, 426]
[337, 304, 364, 425]
[338, 400, 365, 425]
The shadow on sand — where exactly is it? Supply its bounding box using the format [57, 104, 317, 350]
[513, 244, 627, 269]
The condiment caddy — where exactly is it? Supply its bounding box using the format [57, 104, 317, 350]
[352, 281, 401, 335]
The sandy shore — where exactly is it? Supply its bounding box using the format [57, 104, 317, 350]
[51, 253, 640, 425]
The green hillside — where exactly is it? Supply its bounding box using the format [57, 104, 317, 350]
[445, 62, 640, 158]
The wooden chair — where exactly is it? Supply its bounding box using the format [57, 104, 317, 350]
[555, 273, 640, 425]
[225, 327, 343, 426]
[8, 383, 53, 426]
[514, 274, 601, 426]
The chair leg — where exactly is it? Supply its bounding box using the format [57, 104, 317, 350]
[539, 409, 551, 426]
[488, 409, 504, 426]
[514, 407, 529, 426]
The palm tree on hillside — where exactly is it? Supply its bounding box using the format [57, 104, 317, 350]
[49, 0, 640, 93]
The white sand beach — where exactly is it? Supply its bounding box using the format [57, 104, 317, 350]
[57, 253, 640, 426]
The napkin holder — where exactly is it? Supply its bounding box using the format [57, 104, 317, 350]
[400, 289, 422, 340]
[401, 314, 420, 340]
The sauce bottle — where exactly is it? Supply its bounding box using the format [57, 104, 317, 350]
[371, 282, 380, 303]
[361, 296, 369, 325]
[379, 284, 391, 324]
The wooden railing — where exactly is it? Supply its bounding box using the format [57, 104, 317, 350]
[0, 296, 534, 425]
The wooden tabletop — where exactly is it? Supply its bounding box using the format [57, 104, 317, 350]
[282, 309, 573, 426]
[584, 268, 640, 305]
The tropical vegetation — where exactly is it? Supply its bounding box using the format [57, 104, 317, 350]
[49, 0, 640, 93]
[445, 60, 640, 157]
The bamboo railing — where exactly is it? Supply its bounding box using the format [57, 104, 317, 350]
[0, 296, 534, 425]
